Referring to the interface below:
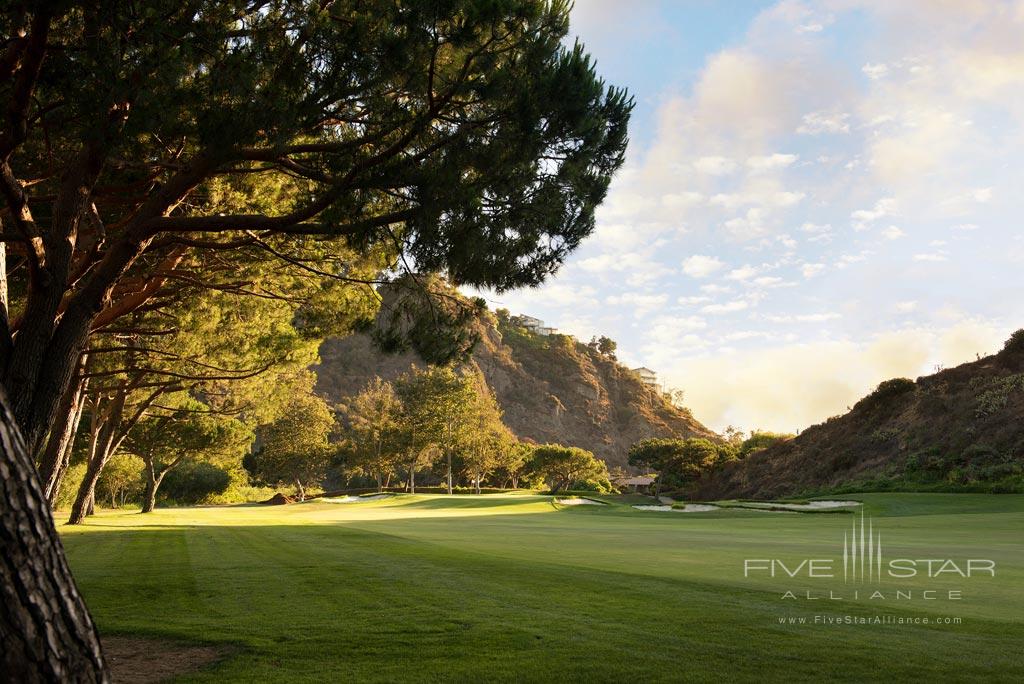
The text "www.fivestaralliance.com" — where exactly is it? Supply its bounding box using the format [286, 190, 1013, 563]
[778, 615, 963, 626]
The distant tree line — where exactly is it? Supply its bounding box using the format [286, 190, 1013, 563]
[628, 430, 793, 494]
[331, 365, 613, 494]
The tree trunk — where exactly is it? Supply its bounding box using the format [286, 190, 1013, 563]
[295, 478, 305, 502]
[38, 368, 87, 506]
[408, 463, 416, 494]
[475, 476, 481, 495]
[69, 455, 105, 525]
[375, 471, 383, 493]
[0, 383, 109, 682]
[141, 459, 160, 514]
[0, 242, 11, 378]
[446, 449, 453, 495]
[140, 455, 179, 514]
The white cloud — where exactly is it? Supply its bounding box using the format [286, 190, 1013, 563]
[851, 197, 897, 228]
[682, 254, 725, 278]
[800, 222, 831, 234]
[797, 110, 850, 135]
[606, 292, 669, 314]
[913, 253, 948, 262]
[724, 208, 767, 239]
[953, 223, 979, 231]
[700, 283, 732, 294]
[972, 187, 993, 203]
[693, 156, 737, 175]
[753, 276, 786, 288]
[725, 264, 759, 281]
[862, 62, 889, 80]
[746, 153, 798, 172]
[762, 312, 841, 323]
[702, 299, 750, 314]
[895, 300, 918, 313]
[801, 262, 825, 278]
[881, 225, 906, 240]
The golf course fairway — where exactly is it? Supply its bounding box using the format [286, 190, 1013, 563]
[60, 493, 1024, 682]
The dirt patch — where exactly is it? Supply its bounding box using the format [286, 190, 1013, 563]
[260, 492, 294, 505]
[103, 636, 230, 683]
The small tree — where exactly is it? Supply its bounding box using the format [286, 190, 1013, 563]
[95, 454, 144, 509]
[529, 444, 609, 493]
[395, 366, 476, 494]
[462, 387, 513, 493]
[340, 378, 404, 492]
[494, 442, 534, 489]
[127, 396, 251, 513]
[597, 336, 617, 359]
[245, 393, 335, 501]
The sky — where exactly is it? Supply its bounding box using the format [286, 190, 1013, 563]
[470, 0, 1024, 434]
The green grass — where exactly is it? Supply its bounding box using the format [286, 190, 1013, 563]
[60, 493, 1024, 682]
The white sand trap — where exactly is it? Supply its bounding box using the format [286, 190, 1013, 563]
[737, 500, 860, 511]
[633, 504, 719, 512]
[804, 500, 861, 509]
[321, 494, 392, 503]
[555, 497, 606, 506]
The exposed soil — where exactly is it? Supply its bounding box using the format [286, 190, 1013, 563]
[260, 492, 295, 505]
[103, 636, 230, 683]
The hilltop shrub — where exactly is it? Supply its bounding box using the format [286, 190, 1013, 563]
[857, 378, 916, 411]
[1003, 329, 1024, 354]
[738, 431, 793, 458]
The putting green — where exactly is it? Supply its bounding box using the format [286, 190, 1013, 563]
[60, 493, 1024, 682]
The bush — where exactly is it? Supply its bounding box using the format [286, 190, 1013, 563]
[975, 373, 1024, 417]
[738, 431, 793, 458]
[160, 461, 231, 504]
[1002, 329, 1024, 354]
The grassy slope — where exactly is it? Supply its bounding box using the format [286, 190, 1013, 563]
[698, 342, 1024, 499]
[61, 494, 1024, 682]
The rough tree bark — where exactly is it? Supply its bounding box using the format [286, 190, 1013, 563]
[0, 385, 109, 682]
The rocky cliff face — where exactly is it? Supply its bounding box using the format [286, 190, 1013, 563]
[314, 315, 718, 468]
[694, 332, 1024, 499]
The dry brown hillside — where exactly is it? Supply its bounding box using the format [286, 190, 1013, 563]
[314, 313, 718, 468]
[695, 330, 1024, 499]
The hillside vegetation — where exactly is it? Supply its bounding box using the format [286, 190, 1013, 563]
[697, 331, 1024, 499]
[316, 312, 717, 468]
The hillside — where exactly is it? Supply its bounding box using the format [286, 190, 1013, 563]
[314, 313, 718, 468]
[696, 331, 1024, 499]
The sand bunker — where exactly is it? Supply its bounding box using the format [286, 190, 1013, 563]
[555, 497, 606, 506]
[632, 504, 720, 512]
[738, 500, 861, 511]
[321, 494, 392, 503]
